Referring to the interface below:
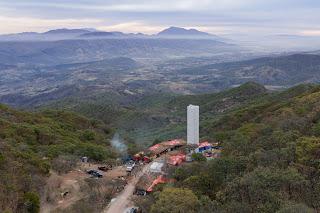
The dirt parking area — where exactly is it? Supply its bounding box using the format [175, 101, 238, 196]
[40, 163, 130, 213]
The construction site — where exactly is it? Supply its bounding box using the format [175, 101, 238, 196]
[40, 105, 222, 213]
[106, 105, 222, 213]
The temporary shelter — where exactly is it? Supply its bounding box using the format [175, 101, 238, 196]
[150, 162, 164, 173]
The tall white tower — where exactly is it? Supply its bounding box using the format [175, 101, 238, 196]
[187, 105, 199, 145]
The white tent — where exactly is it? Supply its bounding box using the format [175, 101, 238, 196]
[149, 162, 164, 173]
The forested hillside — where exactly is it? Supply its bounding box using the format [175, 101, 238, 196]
[0, 105, 115, 212]
[137, 83, 320, 212]
[47, 82, 269, 144]
[2, 81, 320, 212]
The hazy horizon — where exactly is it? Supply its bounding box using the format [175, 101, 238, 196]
[0, 0, 320, 37]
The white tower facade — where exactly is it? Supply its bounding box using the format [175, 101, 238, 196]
[187, 105, 199, 145]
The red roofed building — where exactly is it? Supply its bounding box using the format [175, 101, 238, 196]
[167, 153, 186, 166]
[162, 139, 185, 146]
[148, 139, 186, 157]
[198, 141, 212, 148]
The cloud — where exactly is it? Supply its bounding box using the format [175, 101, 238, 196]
[81, 0, 249, 12]
[97, 22, 164, 34]
[0, 0, 301, 13]
[0, 0, 319, 37]
[301, 30, 320, 36]
[0, 1, 246, 12]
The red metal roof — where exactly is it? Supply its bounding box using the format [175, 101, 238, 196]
[162, 139, 185, 146]
[147, 175, 173, 192]
[149, 144, 161, 152]
[168, 153, 186, 166]
[198, 141, 212, 148]
[148, 139, 186, 154]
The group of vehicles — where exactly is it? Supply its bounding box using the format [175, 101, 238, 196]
[86, 164, 113, 178]
[85, 155, 143, 179]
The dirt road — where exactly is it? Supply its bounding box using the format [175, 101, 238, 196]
[104, 164, 149, 213]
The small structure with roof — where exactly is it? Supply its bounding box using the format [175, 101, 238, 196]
[167, 153, 186, 166]
[148, 139, 186, 158]
[150, 162, 165, 173]
[195, 141, 213, 153]
[135, 174, 174, 195]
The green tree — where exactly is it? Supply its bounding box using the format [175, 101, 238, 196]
[182, 175, 215, 198]
[191, 153, 206, 162]
[296, 137, 320, 169]
[23, 192, 40, 213]
[198, 196, 219, 213]
[276, 203, 314, 213]
[151, 188, 199, 213]
[220, 167, 305, 213]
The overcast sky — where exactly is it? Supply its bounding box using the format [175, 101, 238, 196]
[0, 0, 319, 36]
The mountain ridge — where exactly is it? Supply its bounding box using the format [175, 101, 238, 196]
[0, 26, 223, 41]
[44, 28, 93, 34]
[157, 26, 219, 39]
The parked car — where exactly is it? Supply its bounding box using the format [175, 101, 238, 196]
[126, 160, 136, 172]
[87, 170, 103, 178]
[134, 189, 147, 196]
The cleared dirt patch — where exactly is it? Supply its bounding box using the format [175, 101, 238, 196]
[41, 163, 128, 213]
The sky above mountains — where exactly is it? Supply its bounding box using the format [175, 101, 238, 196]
[0, 0, 320, 37]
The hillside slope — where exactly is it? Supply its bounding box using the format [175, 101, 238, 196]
[141, 83, 320, 212]
[0, 105, 115, 212]
[47, 82, 269, 144]
[178, 53, 320, 87]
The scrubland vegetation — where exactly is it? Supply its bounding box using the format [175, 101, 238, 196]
[2, 82, 320, 212]
[136, 83, 320, 212]
[0, 105, 115, 212]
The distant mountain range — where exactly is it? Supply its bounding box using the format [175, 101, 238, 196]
[2, 26, 320, 111]
[0, 31, 240, 65]
[44, 28, 95, 35]
[0, 27, 221, 41]
[0, 26, 237, 65]
[157, 26, 220, 39]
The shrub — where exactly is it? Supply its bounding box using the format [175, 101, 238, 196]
[51, 155, 78, 174]
[23, 192, 40, 213]
[191, 153, 207, 162]
[151, 188, 199, 213]
[81, 130, 96, 141]
[276, 203, 314, 213]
